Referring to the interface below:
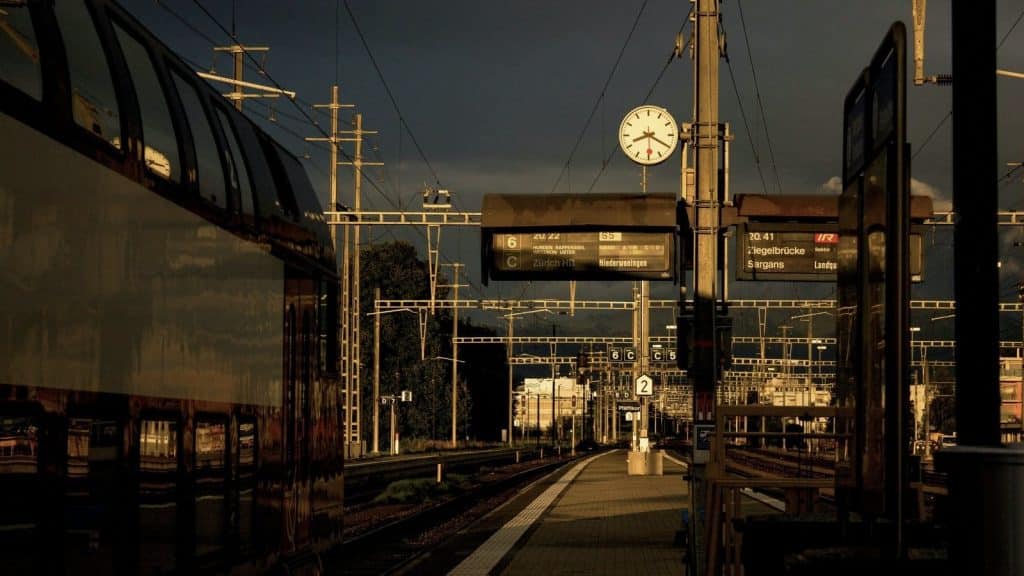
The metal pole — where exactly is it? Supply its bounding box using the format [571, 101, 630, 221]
[551, 324, 557, 446]
[507, 314, 514, 445]
[451, 264, 461, 448]
[372, 288, 381, 454]
[231, 46, 243, 111]
[339, 114, 380, 454]
[938, 6, 1022, 574]
[350, 113, 364, 454]
[951, 0, 1000, 448]
[536, 393, 541, 447]
[389, 399, 396, 455]
[641, 279, 649, 447]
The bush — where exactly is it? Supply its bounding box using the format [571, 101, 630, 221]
[372, 474, 470, 505]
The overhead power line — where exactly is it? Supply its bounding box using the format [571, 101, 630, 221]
[723, 51, 770, 196]
[584, 11, 692, 194]
[341, 0, 443, 191]
[735, 0, 783, 195]
[549, 0, 651, 195]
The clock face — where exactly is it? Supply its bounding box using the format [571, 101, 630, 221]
[618, 105, 679, 166]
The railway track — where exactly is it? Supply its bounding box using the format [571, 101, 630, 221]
[344, 447, 547, 506]
[334, 451, 586, 575]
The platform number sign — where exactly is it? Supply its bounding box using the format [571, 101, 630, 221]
[651, 348, 665, 362]
[635, 374, 653, 397]
[624, 347, 637, 362]
[609, 347, 622, 362]
[668, 349, 677, 362]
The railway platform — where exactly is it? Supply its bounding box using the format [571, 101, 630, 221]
[448, 449, 691, 575]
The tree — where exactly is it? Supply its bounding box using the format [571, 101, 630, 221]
[456, 319, 505, 441]
[358, 242, 446, 442]
[356, 241, 506, 444]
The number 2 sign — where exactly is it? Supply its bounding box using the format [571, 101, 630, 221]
[635, 374, 653, 396]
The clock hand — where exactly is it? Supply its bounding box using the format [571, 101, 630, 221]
[649, 135, 672, 148]
[632, 132, 652, 143]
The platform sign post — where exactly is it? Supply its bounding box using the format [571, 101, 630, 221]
[839, 22, 908, 554]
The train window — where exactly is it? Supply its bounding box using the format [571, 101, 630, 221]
[66, 418, 119, 474]
[214, 107, 254, 215]
[0, 3, 42, 101]
[139, 418, 176, 462]
[111, 23, 180, 181]
[237, 419, 256, 551]
[54, 1, 122, 148]
[64, 418, 119, 573]
[319, 280, 339, 373]
[0, 415, 38, 472]
[67, 418, 90, 478]
[194, 419, 227, 556]
[195, 419, 225, 468]
[259, 136, 301, 219]
[171, 70, 226, 208]
[0, 414, 40, 574]
[229, 118, 286, 220]
[138, 418, 178, 571]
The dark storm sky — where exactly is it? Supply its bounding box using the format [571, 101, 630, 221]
[118, 0, 1024, 338]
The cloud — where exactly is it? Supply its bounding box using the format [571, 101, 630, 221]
[819, 176, 842, 195]
[910, 178, 952, 212]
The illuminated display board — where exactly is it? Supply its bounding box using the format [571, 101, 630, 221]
[737, 223, 838, 281]
[737, 222, 922, 282]
[488, 231, 674, 281]
[481, 193, 678, 283]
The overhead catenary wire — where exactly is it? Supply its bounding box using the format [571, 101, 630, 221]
[548, 0, 651, 196]
[584, 12, 691, 194]
[912, 5, 1024, 164]
[735, 0, 783, 195]
[176, 0, 487, 298]
[341, 0, 443, 192]
[723, 51, 770, 196]
[151, 4, 423, 261]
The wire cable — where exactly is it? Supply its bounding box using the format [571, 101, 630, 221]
[735, 0, 783, 195]
[584, 13, 691, 194]
[341, 0, 443, 190]
[724, 52, 770, 196]
[998, 5, 1024, 50]
[548, 0, 650, 195]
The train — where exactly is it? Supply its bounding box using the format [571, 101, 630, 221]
[1, 1, 343, 573]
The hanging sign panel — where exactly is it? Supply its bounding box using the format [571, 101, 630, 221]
[737, 222, 923, 282]
[489, 231, 674, 280]
[481, 193, 678, 283]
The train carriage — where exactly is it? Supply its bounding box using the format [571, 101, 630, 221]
[0, 1, 342, 573]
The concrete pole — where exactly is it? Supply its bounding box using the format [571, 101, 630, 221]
[691, 0, 720, 573]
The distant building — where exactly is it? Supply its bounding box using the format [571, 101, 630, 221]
[1000, 357, 1022, 441]
[515, 377, 588, 434]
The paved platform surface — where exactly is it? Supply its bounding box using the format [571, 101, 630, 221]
[450, 449, 690, 575]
